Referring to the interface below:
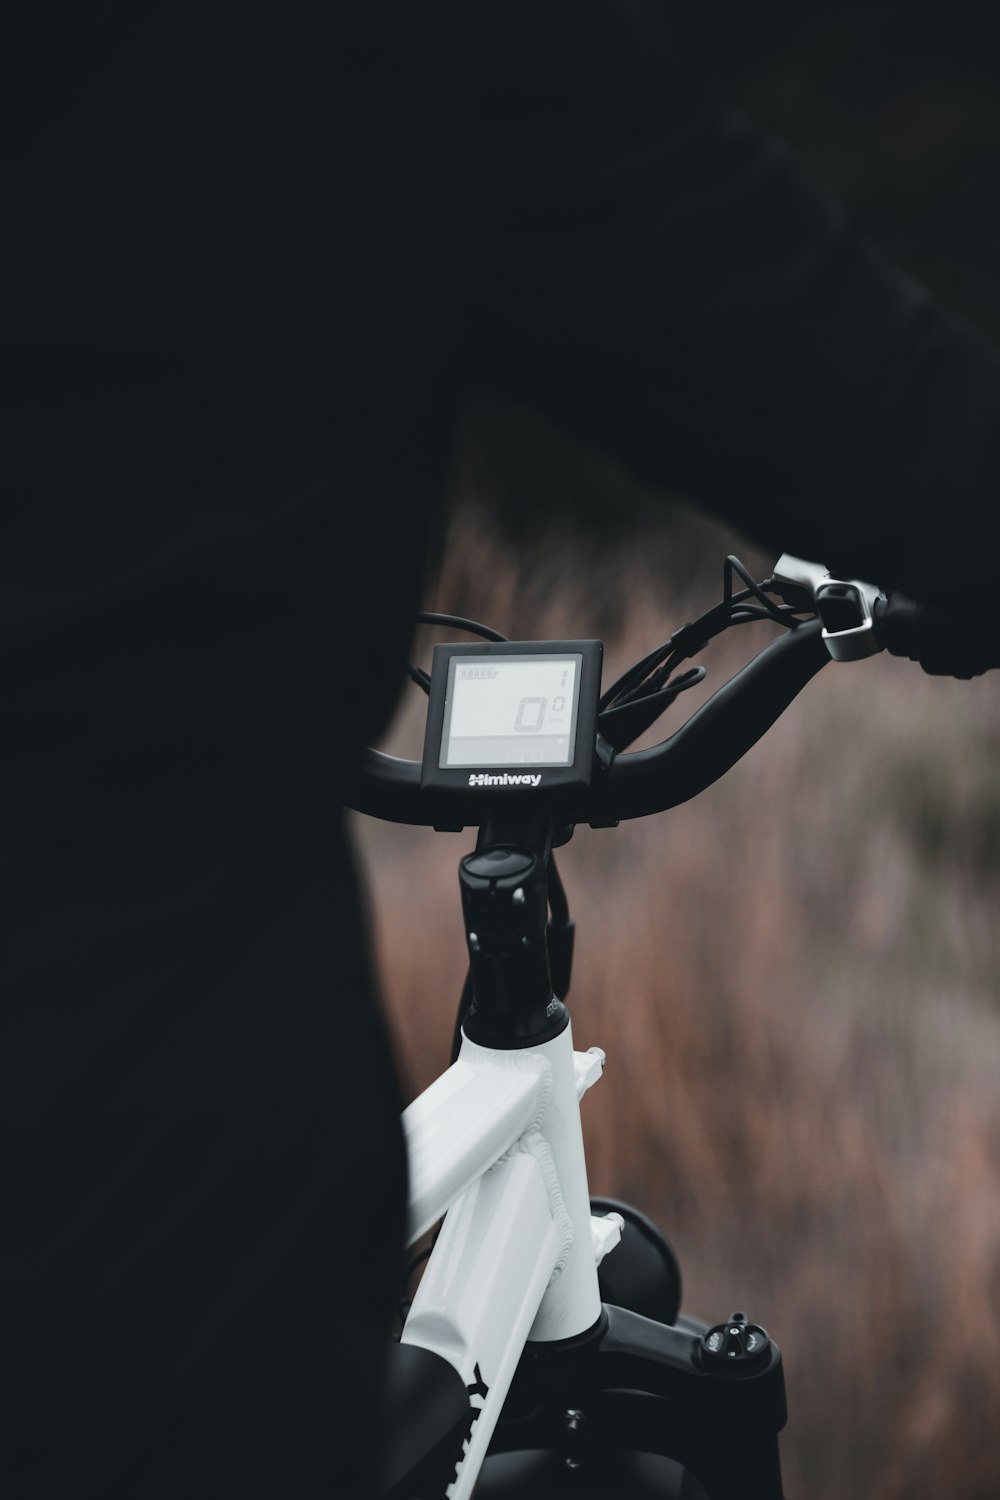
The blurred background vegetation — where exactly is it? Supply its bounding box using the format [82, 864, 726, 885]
[355, 6, 1000, 1496]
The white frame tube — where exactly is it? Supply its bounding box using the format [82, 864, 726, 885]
[403, 1048, 550, 1245]
[402, 1148, 560, 1500]
[399, 1021, 608, 1497]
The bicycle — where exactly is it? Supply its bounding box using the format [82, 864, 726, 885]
[345, 552, 968, 1500]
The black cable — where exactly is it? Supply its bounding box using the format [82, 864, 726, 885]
[408, 613, 508, 697]
[450, 967, 474, 1064]
[546, 852, 569, 928]
[600, 638, 676, 711]
[397, 1229, 442, 1327]
[730, 604, 806, 626]
[724, 555, 794, 628]
[601, 558, 812, 716]
[598, 666, 707, 751]
[416, 612, 508, 642]
[634, 659, 703, 699]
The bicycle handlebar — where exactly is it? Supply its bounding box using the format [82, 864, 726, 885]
[587, 619, 829, 823]
[345, 550, 994, 833]
[344, 620, 831, 831]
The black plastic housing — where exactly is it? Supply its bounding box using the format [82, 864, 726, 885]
[421, 640, 604, 812]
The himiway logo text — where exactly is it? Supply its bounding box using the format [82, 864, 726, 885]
[467, 772, 543, 788]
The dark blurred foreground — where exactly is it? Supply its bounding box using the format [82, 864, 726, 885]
[452, 1, 1000, 550]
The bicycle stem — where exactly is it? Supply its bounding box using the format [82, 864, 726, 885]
[459, 815, 570, 1051]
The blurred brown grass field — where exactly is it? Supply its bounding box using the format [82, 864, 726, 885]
[352, 498, 1000, 1499]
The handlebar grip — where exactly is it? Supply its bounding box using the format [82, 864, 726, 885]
[874, 593, 995, 679]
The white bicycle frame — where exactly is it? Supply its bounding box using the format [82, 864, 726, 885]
[398, 1019, 623, 1499]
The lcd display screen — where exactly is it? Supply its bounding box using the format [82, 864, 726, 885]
[440, 654, 582, 768]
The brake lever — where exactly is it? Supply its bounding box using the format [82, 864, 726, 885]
[770, 553, 885, 662]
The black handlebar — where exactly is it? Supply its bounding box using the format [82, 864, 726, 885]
[345, 541, 997, 834]
[588, 619, 829, 822]
[344, 620, 830, 832]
